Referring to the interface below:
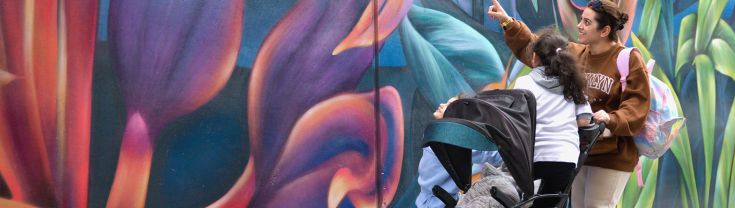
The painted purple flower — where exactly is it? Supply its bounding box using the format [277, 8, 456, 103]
[106, 1, 243, 207]
[212, 0, 409, 207]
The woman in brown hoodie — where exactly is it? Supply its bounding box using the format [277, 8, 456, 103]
[487, 0, 650, 207]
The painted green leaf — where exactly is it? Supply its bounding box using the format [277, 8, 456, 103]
[638, 0, 661, 46]
[620, 170, 641, 208]
[729, 151, 735, 207]
[670, 125, 700, 208]
[508, 64, 532, 89]
[681, 177, 691, 208]
[676, 39, 695, 81]
[695, 0, 727, 52]
[630, 33, 674, 89]
[714, 98, 735, 208]
[694, 54, 716, 208]
[708, 39, 735, 81]
[631, 33, 653, 60]
[636, 158, 659, 208]
[713, 19, 735, 48]
[676, 14, 697, 86]
[679, 14, 698, 50]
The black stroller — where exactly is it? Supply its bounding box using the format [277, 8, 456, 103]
[422, 89, 605, 208]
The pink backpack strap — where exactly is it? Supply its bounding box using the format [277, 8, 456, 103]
[616, 47, 655, 92]
[616, 48, 636, 91]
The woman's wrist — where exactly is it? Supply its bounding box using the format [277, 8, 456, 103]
[500, 17, 514, 29]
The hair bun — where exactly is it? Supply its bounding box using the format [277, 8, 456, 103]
[618, 13, 629, 31]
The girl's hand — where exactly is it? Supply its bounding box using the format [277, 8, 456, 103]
[593, 110, 610, 124]
[487, 0, 510, 23]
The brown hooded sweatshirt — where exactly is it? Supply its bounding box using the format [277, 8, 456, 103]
[503, 20, 650, 172]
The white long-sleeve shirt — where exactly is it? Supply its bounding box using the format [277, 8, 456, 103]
[513, 69, 592, 164]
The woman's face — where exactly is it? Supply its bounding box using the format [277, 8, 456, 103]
[577, 9, 607, 44]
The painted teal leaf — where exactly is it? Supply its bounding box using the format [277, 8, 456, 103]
[668, 57, 700, 207]
[638, 0, 661, 46]
[653, 0, 676, 78]
[709, 39, 735, 81]
[694, 54, 716, 208]
[406, 5, 504, 91]
[714, 98, 735, 208]
[400, 17, 472, 106]
[695, 0, 727, 52]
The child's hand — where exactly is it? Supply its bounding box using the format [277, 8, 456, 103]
[433, 103, 448, 119]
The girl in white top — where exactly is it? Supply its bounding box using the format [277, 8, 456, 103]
[513, 28, 592, 208]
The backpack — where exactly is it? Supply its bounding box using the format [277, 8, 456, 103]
[617, 48, 686, 187]
[616, 48, 686, 159]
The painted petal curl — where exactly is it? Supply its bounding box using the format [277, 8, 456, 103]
[332, 0, 413, 55]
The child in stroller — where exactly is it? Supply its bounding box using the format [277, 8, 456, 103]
[417, 95, 505, 208]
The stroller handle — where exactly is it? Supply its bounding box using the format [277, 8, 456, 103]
[578, 123, 606, 144]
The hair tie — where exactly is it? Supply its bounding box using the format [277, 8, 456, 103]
[556, 48, 562, 54]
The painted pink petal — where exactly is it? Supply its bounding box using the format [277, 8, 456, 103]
[557, 0, 581, 40]
[332, 0, 413, 55]
[617, 0, 637, 44]
[0, 1, 98, 207]
[0, 1, 57, 204]
[0, 70, 14, 87]
[57, 1, 99, 207]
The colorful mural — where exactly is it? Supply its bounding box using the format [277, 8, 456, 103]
[0, 0, 734, 207]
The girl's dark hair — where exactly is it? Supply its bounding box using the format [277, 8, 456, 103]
[587, 0, 629, 41]
[532, 28, 588, 104]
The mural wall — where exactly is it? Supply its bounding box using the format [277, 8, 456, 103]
[0, 0, 734, 207]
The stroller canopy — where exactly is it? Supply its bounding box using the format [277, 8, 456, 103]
[423, 89, 536, 197]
